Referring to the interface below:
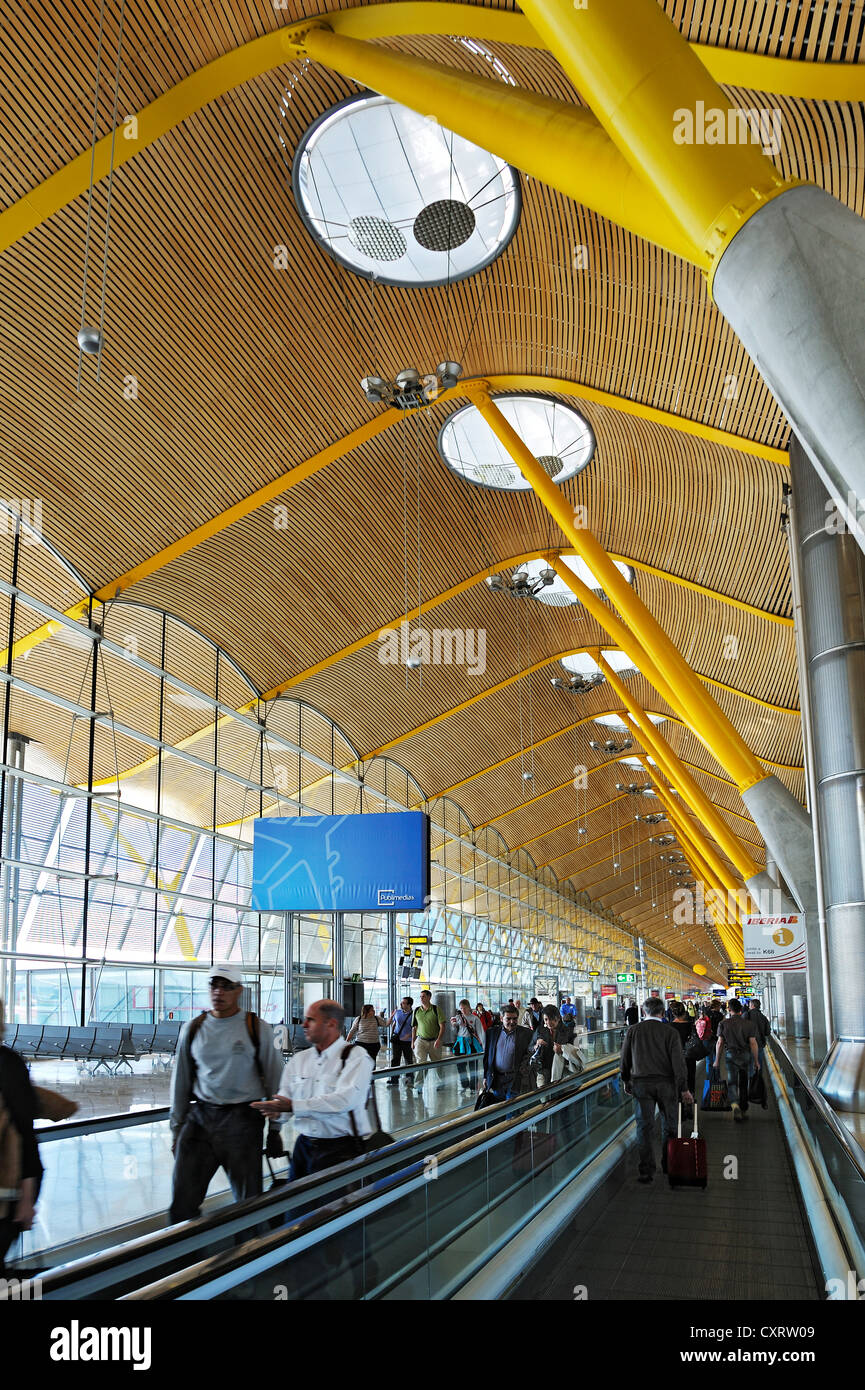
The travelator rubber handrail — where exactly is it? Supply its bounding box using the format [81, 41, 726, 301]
[121, 1063, 625, 1300]
[33, 1028, 624, 1142]
[34, 1048, 620, 1298]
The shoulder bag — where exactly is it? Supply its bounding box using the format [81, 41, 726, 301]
[341, 1045, 394, 1153]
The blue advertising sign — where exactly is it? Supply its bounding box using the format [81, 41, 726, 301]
[251, 812, 431, 912]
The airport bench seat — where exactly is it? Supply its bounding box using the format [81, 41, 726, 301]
[66, 1027, 97, 1060]
[36, 1026, 69, 1058]
[11, 1026, 43, 1058]
[129, 1025, 156, 1058]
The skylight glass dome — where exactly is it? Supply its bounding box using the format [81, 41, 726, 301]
[595, 713, 667, 731]
[290, 93, 522, 287]
[438, 396, 595, 491]
[561, 649, 639, 678]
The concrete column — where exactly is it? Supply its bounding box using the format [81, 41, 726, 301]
[790, 440, 865, 1111]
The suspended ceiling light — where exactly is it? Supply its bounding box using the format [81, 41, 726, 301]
[619, 754, 657, 768]
[438, 395, 595, 491]
[291, 93, 522, 287]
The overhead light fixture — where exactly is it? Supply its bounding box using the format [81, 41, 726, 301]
[359, 362, 463, 411]
[589, 737, 632, 755]
[484, 563, 556, 600]
[551, 672, 605, 694]
[636, 813, 667, 825]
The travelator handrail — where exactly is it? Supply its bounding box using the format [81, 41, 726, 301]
[769, 1034, 865, 1183]
[33, 1026, 624, 1143]
[121, 1060, 625, 1300]
[35, 1051, 620, 1299]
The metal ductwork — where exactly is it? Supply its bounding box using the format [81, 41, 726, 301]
[790, 439, 865, 1111]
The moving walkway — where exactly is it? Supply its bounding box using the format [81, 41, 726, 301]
[14, 1031, 861, 1302]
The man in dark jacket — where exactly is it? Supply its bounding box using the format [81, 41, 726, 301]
[624, 1000, 640, 1028]
[482, 1004, 533, 1100]
[621, 996, 692, 1183]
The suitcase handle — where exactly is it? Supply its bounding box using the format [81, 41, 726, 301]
[679, 1098, 699, 1140]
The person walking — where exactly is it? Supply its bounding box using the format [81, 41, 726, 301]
[474, 1002, 492, 1033]
[481, 1004, 533, 1101]
[168, 963, 283, 1223]
[346, 1004, 385, 1067]
[748, 999, 771, 1071]
[252, 999, 374, 1178]
[0, 998, 42, 1274]
[529, 1005, 570, 1088]
[521, 998, 543, 1036]
[716, 999, 760, 1122]
[412, 990, 445, 1093]
[452, 999, 485, 1092]
[624, 999, 640, 1028]
[386, 996, 415, 1086]
[620, 996, 693, 1183]
[668, 1000, 699, 1103]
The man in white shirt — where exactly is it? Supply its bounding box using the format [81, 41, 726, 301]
[252, 998, 374, 1179]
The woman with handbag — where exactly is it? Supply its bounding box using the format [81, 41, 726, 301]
[452, 999, 484, 1092]
[529, 1005, 570, 1088]
[0, 998, 43, 1273]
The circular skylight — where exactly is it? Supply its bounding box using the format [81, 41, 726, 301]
[508, 553, 636, 603]
[438, 395, 595, 491]
[561, 649, 639, 678]
[290, 93, 522, 287]
[595, 713, 667, 731]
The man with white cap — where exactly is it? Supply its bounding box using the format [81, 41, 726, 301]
[168, 962, 283, 1223]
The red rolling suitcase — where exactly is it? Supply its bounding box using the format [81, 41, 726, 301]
[666, 1103, 708, 1189]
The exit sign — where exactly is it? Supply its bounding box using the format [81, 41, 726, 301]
[616, 972, 636, 983]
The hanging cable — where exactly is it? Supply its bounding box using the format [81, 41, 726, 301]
[415, 407, 423, 690]
[77, 0, 109, 392]
[93, 0, 126, 387]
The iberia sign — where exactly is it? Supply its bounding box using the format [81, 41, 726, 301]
[743, 913, 806, 972]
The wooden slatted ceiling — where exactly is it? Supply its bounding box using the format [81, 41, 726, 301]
[4, 55, 864, 599]
[5, 0, 863, 960]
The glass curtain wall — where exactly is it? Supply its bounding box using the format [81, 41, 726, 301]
[0, 524, 699, 1026]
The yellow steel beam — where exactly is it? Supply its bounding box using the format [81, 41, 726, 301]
[597, 654, 760, 883]
[297, 27, 699, 264]
[0, 406, 409, 667]
[2, 388, 788, 673]
[2, 4, 859, 259]
[637, 758, 745, 957]
[518, 0, 798, 273]
[621, 702, 763, 879]
[466, 382, 775, 795]
[503, 380, 787, 467]
[610, 553, 791, 624]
